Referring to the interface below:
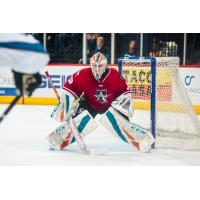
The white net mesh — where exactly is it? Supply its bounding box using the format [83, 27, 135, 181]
[120, 57, 200, 150]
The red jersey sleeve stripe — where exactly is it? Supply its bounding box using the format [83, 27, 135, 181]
[63, 87, 79, 98]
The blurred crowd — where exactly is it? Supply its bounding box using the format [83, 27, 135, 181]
[32, 33, 200, 65]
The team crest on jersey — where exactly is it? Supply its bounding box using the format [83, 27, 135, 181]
[94, 89, 111, 104]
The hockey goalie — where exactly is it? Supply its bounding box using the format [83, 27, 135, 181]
[47, 52, 155, 153]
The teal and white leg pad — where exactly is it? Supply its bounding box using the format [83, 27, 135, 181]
[50, 91, 75, 123]
[48, 110, 98, 150]
[99, 107, 155, 152]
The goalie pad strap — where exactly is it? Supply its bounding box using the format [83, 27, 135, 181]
[105, 111, 128, 143]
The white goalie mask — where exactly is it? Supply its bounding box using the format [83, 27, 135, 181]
[90, 52, 107, 80]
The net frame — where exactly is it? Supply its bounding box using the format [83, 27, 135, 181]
[118, 56, 200, 150]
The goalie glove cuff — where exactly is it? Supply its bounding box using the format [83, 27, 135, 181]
[111, 92, 134, 120]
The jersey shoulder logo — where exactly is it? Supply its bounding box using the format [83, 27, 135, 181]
[67, 75, 73, 84]
[75, 70, 80, 76]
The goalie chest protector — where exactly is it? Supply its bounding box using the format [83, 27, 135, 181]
[63, 68, 130, 113]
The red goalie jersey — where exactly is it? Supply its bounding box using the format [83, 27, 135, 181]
[63, 67, 130, 113]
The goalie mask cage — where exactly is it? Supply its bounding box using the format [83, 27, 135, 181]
[118, 57, 200, 150]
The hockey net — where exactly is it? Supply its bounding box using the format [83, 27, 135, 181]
[119, 57, 200, 150]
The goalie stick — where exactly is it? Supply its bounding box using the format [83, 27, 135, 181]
[45, 71, 60, 100]
[45, 71, 90, 154]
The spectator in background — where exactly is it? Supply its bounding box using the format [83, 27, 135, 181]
[124, 40, 136, 58]
[149, 37, 161, 57]
[92, 36, 110, 62]
[55, 33, 66, 54]
[87, 33, 100, 58]
[46, 34, 65, 54]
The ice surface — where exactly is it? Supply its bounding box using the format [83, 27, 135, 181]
[0, 105, 200, 165]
